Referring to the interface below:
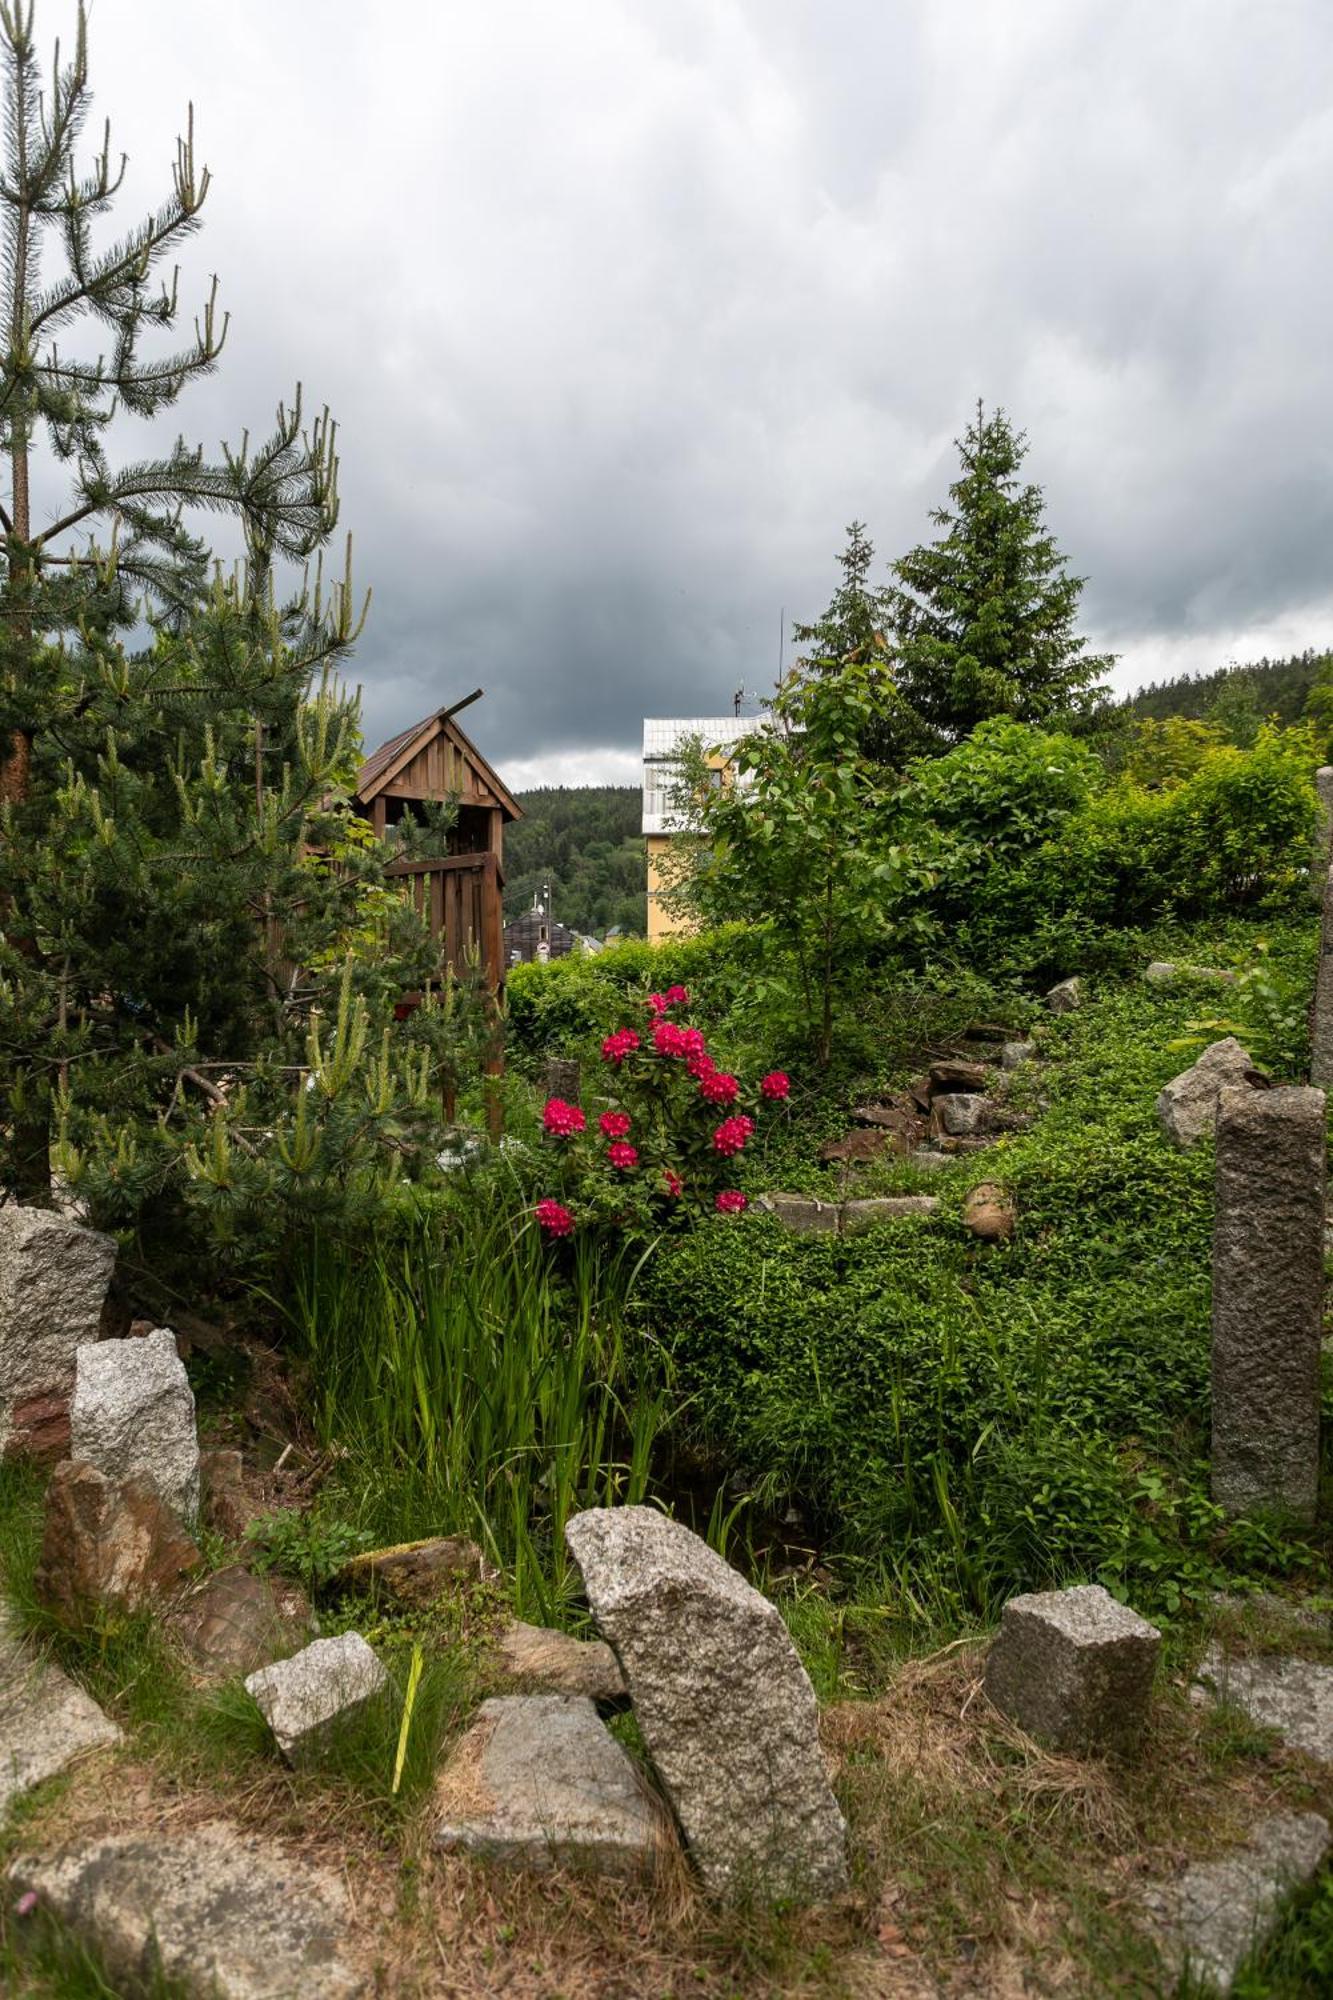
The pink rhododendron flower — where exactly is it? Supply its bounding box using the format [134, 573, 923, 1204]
[679, 1026, 706, 1057]
[646, 992, 669, 1016]
[665, 984, 690, 1006]
[601, 1027, 640, 1064]
[712, 1114, 754, 1157]
[715, 1189, 748, 1215]
[535, 1198, 575, 1237]
[760, 1070, 791, 1101]
[652, 1020, 689, 1057]
[663, 1168, 684, 1198]
[607, 1141, 639, 1171]
[687, 1050, 716, 1079]
[542, 1097, 586, 1137]
[698, 1069, 740, 1105]
[599, 1110, 632, 1139]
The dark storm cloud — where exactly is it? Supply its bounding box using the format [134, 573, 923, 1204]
[59, 0, 1333, 777]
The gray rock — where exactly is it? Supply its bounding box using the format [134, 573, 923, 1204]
[434, 1695, 664, 1873]
[71, 1329, 199, 1524]
[9, 1821, 365, 1997]
[1211, 1085, 1325, 1520]
[1000, 1040, 1036, 1069]
[841, 1196, 939, 1232]
[545, 1057, 581, 1103]
[908, 1148, 953, 1172]
[494, 1620, 626, 1702]
[1145, 960, 1237, 988]
[1155, 1036, 1255, 1150]
[0, 1208, 116, 1459]
[1195, 1644, 1333, 1760]
[245, 1632, 389, 1762]
[934, 1093, 990, 1137]
[962, 1182, 1015, 1242]
[565, 1505, 847, 1902]
[1044, 977, 1082, 1013]
[756, 1192, 936, 1236]
[0, 1609, 121, 1818]
[984, 1583, 1161, 1755]
[755, 1192, 839, 1235]
[1141, 1811, 1329, 1995]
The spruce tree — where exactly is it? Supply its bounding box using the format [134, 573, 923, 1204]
[887, 403, 1114, 748]
[791, 522, 921, 766]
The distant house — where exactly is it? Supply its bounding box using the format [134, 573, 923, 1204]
[503, 901, 582, 966]
[354, 693, 522, 991]
[641, 714, 763, 941]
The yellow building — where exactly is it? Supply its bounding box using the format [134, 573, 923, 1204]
[642, 715, 761, 941]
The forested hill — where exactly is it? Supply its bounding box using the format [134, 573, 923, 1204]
[1115, 647, 1328, 727]
[504, 787, 646, 937]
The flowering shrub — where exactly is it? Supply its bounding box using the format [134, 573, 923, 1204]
[532, 989, 789, 1237]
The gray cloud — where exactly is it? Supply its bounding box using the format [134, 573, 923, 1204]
[40, 0, 1333, 775]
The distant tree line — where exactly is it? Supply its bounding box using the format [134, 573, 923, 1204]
[504, 787, 646, 938]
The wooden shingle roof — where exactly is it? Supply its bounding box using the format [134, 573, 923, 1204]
[354, 702, 522, 820]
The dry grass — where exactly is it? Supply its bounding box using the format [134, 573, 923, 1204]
[8, 1637, 1331, 1999]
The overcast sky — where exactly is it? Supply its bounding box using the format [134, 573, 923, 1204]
[43, 1, 1333, 783]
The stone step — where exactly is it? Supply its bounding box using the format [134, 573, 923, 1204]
[9, 1821, 365, 1997]
[435, 1694, 666, 1874]
[1140, 1810, 1329, 1995]
[1195, 1643, 1333, 1761]
[0, 1612, 121, 1818]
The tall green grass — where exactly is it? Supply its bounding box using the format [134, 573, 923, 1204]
[285, 1206, 672, 1618]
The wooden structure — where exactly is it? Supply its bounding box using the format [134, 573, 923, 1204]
[353, 693, 521, 992]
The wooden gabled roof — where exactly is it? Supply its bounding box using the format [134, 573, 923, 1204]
[355, 702, 522, 821]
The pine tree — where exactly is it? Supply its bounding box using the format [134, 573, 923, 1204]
[0, 3, 464, 1221]
[887, 403, 1114, 748]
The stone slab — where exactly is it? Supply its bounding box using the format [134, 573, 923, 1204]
[566, 1505, 847, 1902]
[245, 1632, 388, 1762]
[494, 1620, 626, 1702]
[9, 1821, 365, 1997]
[984, 1584, 1161, 1755]
[71, 1329, 200, 1523]
[435, 1695, 664, 1873]
[757, 1192, 938, 1236]
[332, 1535, 492, 1605]
[1155, 1037, 1255, 1150]
[1194, 1644, 1333, 1760]
[1141, 1811, 1329, 1995]
[0, 1208, 116, 1458]
[0, 1611, 121, 1818]
[1211, 1084, 1325, 1519]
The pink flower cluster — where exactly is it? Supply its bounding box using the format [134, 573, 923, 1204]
[646, 984, 690, 1016]
[599, 1110, 632, 1139]
[715, 1189, 748, 1215]
[535, 1198, 575, 1237]
[760, 1071, 791, 1101]
[607, 1141, 639, 1171]
[601, 1027, 640, 1065]
[543, 1097, 586, 1138]
[697, 1068, 740, 1106]
[712, 1114, 754, 1158]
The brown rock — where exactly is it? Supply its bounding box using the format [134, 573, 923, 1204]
[928, 1059, 988, 1097]
[818, 1129, 887, 1164]
[494, 1619, 627, 1702]
[35, 1461, 200, 1626]
[199, 1449, 252, 1541]
[962, 1182, 1016, 1242]
[332, 1535, 494, 1606]
[171, 1565, 310, 1678]
[6, 1389, 71, 1465]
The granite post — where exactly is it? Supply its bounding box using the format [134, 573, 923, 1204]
[1211, 1085, 1325, 1519]
[1310, 766, 1333, 906]
[1312, 858, 1333, 1087]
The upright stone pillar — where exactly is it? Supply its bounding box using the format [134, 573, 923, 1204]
[544, 1057, 581, 1104]
[1211, 1085, 1325, 1520]
[1310, 767, 1333, 906]
[1313, 860, 1333, 1087]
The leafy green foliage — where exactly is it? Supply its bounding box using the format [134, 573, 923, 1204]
[636, 932, 1326, 1622]
[244, 1508, 373, 1594]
